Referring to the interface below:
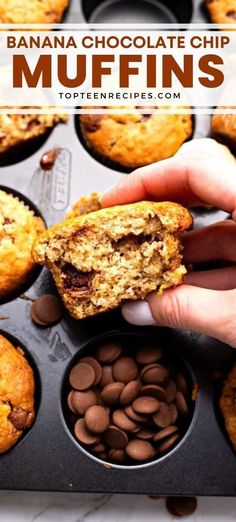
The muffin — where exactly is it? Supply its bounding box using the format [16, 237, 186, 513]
[0, 113, 68, 155]
[66, 193, 101, 219]
[0, 190, 45, 299]
[211, 111, 236, 154]
[33, 200, 192, 319]
[205, 0, 236, 23]
[0, 334, 35, 453]
[0, 0, 69, 23]
[220, 363, 236, 450]
[79, 108, 193, 170]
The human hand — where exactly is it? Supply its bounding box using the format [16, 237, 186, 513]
[101, 138, 236, 347]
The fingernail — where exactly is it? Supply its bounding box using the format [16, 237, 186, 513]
[122, 301, 157, 326]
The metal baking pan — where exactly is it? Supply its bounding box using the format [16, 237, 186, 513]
[0, 0, 235, 495]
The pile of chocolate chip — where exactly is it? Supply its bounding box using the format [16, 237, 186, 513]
[66, 341, 192, 465]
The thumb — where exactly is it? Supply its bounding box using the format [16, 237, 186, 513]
[122, 285, 236, 348]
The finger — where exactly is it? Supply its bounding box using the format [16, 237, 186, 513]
[183, 220, 236, 263]
[185, 266, 236, 290]
[101, 139, 236, 217]
[122, 285, 236, 347]
[102, 157, 194, 206]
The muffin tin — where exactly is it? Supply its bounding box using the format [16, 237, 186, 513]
[0, 0, 235, 496]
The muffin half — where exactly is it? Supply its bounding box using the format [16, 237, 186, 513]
[33, 201, 192, 319]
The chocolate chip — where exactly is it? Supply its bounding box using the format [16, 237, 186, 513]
[140, 384, 167, 402]
[124, 406, 148, 423]
[159, 433, 179, 453]
[153, 425, 178, 442]
[100, 365, 114, 387]
[131, 425, 141, 434]
[84, 405, 110, 434]
[126, 439, 155, 461]
[9, 407, 33, 430]
[176, 391, 189, 416]
[30, 294, 64, 326]
[113, 357, 138, 383]
[96, 342, 123, 364]
[164, 380, 177, 403]
[166, 496, 197, 517]
[153, 402, 172, 428]
[137, 427, 155, 440]
[74, 418, 100, 446]
[81, 114, 103, 132]
[80, 357, 102, 385]
[40, 148, 59, 170]
[103, 425, 128, 449]
[3, 217, 14, 225]
[112, 410, 138, 432]
[100, 382, 125, 405]
[91, 442, 106, 454]
[176, 373, 188, 394]
[141, 364, 169, 385]
[98, 452, 108, 460]
[169, 403, 178, 424]
[108, 448, 126, 462]
[20, 117, 40, 131]
[67, 391, 77, 414]
[227, 10, 236, 19]
[69, 363, 95, 390]
[132, 396, 160, 415]
[135, 346, 163, 365]
[63, 264, 93, 296]
[119, 380, 140, 406]
[70, 390, 98, 415]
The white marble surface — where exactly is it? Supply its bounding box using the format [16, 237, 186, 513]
[0, 492, 235, 522]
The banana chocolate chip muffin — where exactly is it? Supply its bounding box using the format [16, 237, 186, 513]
[0, 334, 35, 454]
[220, 363, 236, 450]
[0, 190, 45, 299]
[0, 0, 69, 23]
[33, 200, 192, 319]
[79, 108, 193, 170]
[211, 111, 236, 154]
[205, 0, 236, 23]
[0, 113, 68, 155]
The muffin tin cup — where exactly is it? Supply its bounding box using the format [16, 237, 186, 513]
[0, 0, 235, 496]
[60, 331, 198, 470]
[0, 131, 53, 168]
[81, 0, 193, 25]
